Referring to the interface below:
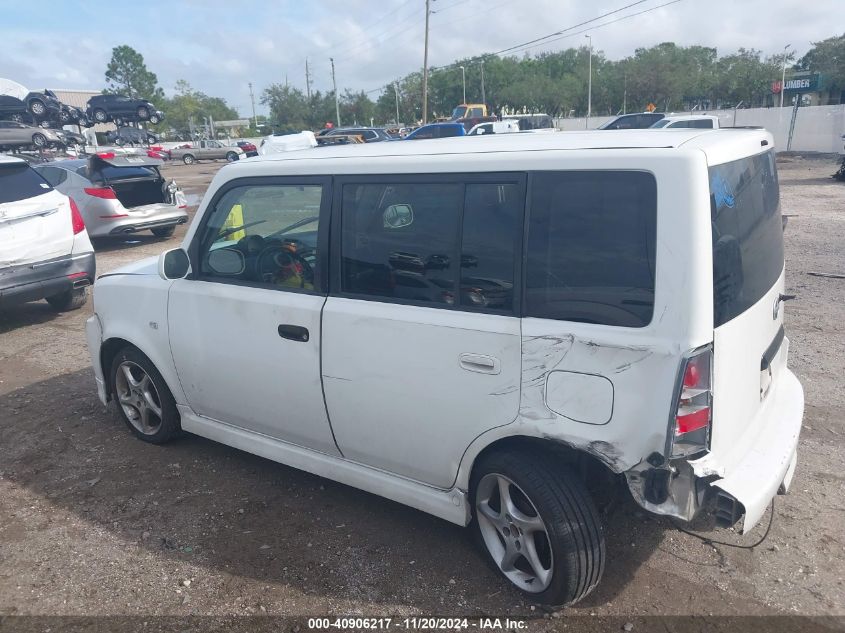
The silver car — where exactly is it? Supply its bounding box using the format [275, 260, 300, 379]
[0, 120, 61, 150]
[33, 155, 188, 239]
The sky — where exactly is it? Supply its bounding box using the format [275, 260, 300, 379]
[0, 0, 837, 116]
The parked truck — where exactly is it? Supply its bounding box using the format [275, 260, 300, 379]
[449, 103, 498, 132]
[170, 140, 245, 165]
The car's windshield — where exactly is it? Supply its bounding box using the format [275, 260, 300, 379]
[650, 119, 670, 128]
[451, 106, 467, 119]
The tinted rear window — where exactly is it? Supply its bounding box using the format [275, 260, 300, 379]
[710, 149, 783, 326]
[526, 171, 657, 327]
[0, 163, 52, 203]
[96, 165, 159, 181]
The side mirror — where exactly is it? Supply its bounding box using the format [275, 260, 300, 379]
[158, 248, 190, 280]
[383, 203, 414, 229]
[206, 247, 245, 276]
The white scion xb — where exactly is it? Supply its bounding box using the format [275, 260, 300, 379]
[86, 129, 804, 605]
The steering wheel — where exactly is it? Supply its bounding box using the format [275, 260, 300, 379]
[256, 245, 315, 288]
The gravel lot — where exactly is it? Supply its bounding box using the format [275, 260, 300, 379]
[1, 155, 843, 627]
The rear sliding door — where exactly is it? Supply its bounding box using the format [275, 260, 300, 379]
[321, 174, 524, 488]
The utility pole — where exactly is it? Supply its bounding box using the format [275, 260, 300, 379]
[394, 81, 401, 124]
[248, 82, 258, 129]
[422, 0, 431, 124]
[330, 57, 341, 127]
[585, 34, 592, 129]
[480, 60, 486, 105]
[459, 65, 466, 104]
[305, 58, 312, 101]
[780, 43, 791, 108]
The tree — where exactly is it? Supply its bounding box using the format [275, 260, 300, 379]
[163, 80, 239, 134]
[798, 33, 845, 103]
[104, 45, 164, 102]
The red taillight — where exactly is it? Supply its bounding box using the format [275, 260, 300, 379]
[70, 198, 85, 235]
[84, 187, 117, 199]
[96, 151, 116, 159]
[671, 347, 712, 458]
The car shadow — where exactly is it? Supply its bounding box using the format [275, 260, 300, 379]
[0, 299, 69, 332]
[1, 368, 666, 614]
[90, 235, 174, 254]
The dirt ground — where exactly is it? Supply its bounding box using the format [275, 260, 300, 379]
[1, 155, 844, 628]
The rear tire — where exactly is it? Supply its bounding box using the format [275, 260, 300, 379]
[151, 226, 175, 238]
[110, 347, 181, 444]
[470, 450, 605, 606]
[226, 151, 238, 162]
[31, 133, 47, 147]
[182, 154, 195, 165]
[46, 287, 88, 311]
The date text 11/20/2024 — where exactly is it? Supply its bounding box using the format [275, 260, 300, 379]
[307, 617, 529, 630]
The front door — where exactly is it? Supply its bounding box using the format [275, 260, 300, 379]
[168, 177, 339, 455]
[322, 175, 525, 488]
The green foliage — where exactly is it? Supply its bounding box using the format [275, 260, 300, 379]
[798, 33, 845, 96]
[156, 80, 239, 134]
[104, 45, 164, 103]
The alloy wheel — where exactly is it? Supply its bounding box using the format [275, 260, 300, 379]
[476, 473, 554, 593]
[115, 361, 164, 435]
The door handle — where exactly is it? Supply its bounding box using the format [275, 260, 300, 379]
[459, 353, 501, 375]
[278, 324, 309, 342]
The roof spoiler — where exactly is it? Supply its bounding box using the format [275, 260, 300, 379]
[89, 153, 164, 168]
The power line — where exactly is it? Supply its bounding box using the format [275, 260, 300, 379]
[504, 0, 684, 56]
[492, 0, 651, 57]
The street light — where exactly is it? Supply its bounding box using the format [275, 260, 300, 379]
[780, 43, 792, 108]
[459, 65, 466, 104]
[585, 35, 592, 128]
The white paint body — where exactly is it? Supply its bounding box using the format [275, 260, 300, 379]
[85, 130, 804, 532]
[650, 115, 721, 129]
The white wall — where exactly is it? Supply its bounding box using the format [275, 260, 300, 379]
[555, 104, 845, 153]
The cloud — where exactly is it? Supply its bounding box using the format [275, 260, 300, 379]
[0, 0, 839, 117]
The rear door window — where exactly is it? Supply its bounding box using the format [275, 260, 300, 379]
[0, 163, 52, 203]
[710, 149, 783, 325]
[340, 178, 523, 312]
[526, 171, 657, 327]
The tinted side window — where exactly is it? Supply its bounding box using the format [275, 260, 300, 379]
[690, 119, 714, 129]
[526, 171, 657, 327]
[461, 184, 520, 311]
[197, 184, 324, 292]
[0, 164, 52, 203]
[36, 165, 68, 186]
[440, 126, 463, 138]
[411, 128, 435, 139]
[710, 150, 783, 325]
[342, 183, 462, 305]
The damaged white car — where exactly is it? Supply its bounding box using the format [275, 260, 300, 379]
[85, 129, 804, 605]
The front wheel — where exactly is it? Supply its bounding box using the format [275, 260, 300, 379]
[149, 114, 161, 124]
[29, 99, 46, 116]
[111, 347, 181, 444]
[226, 151, 238, 162]
[93, 108, 107, 122]
[31, 133, 47, 147]
[471, 450, 605, 606]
